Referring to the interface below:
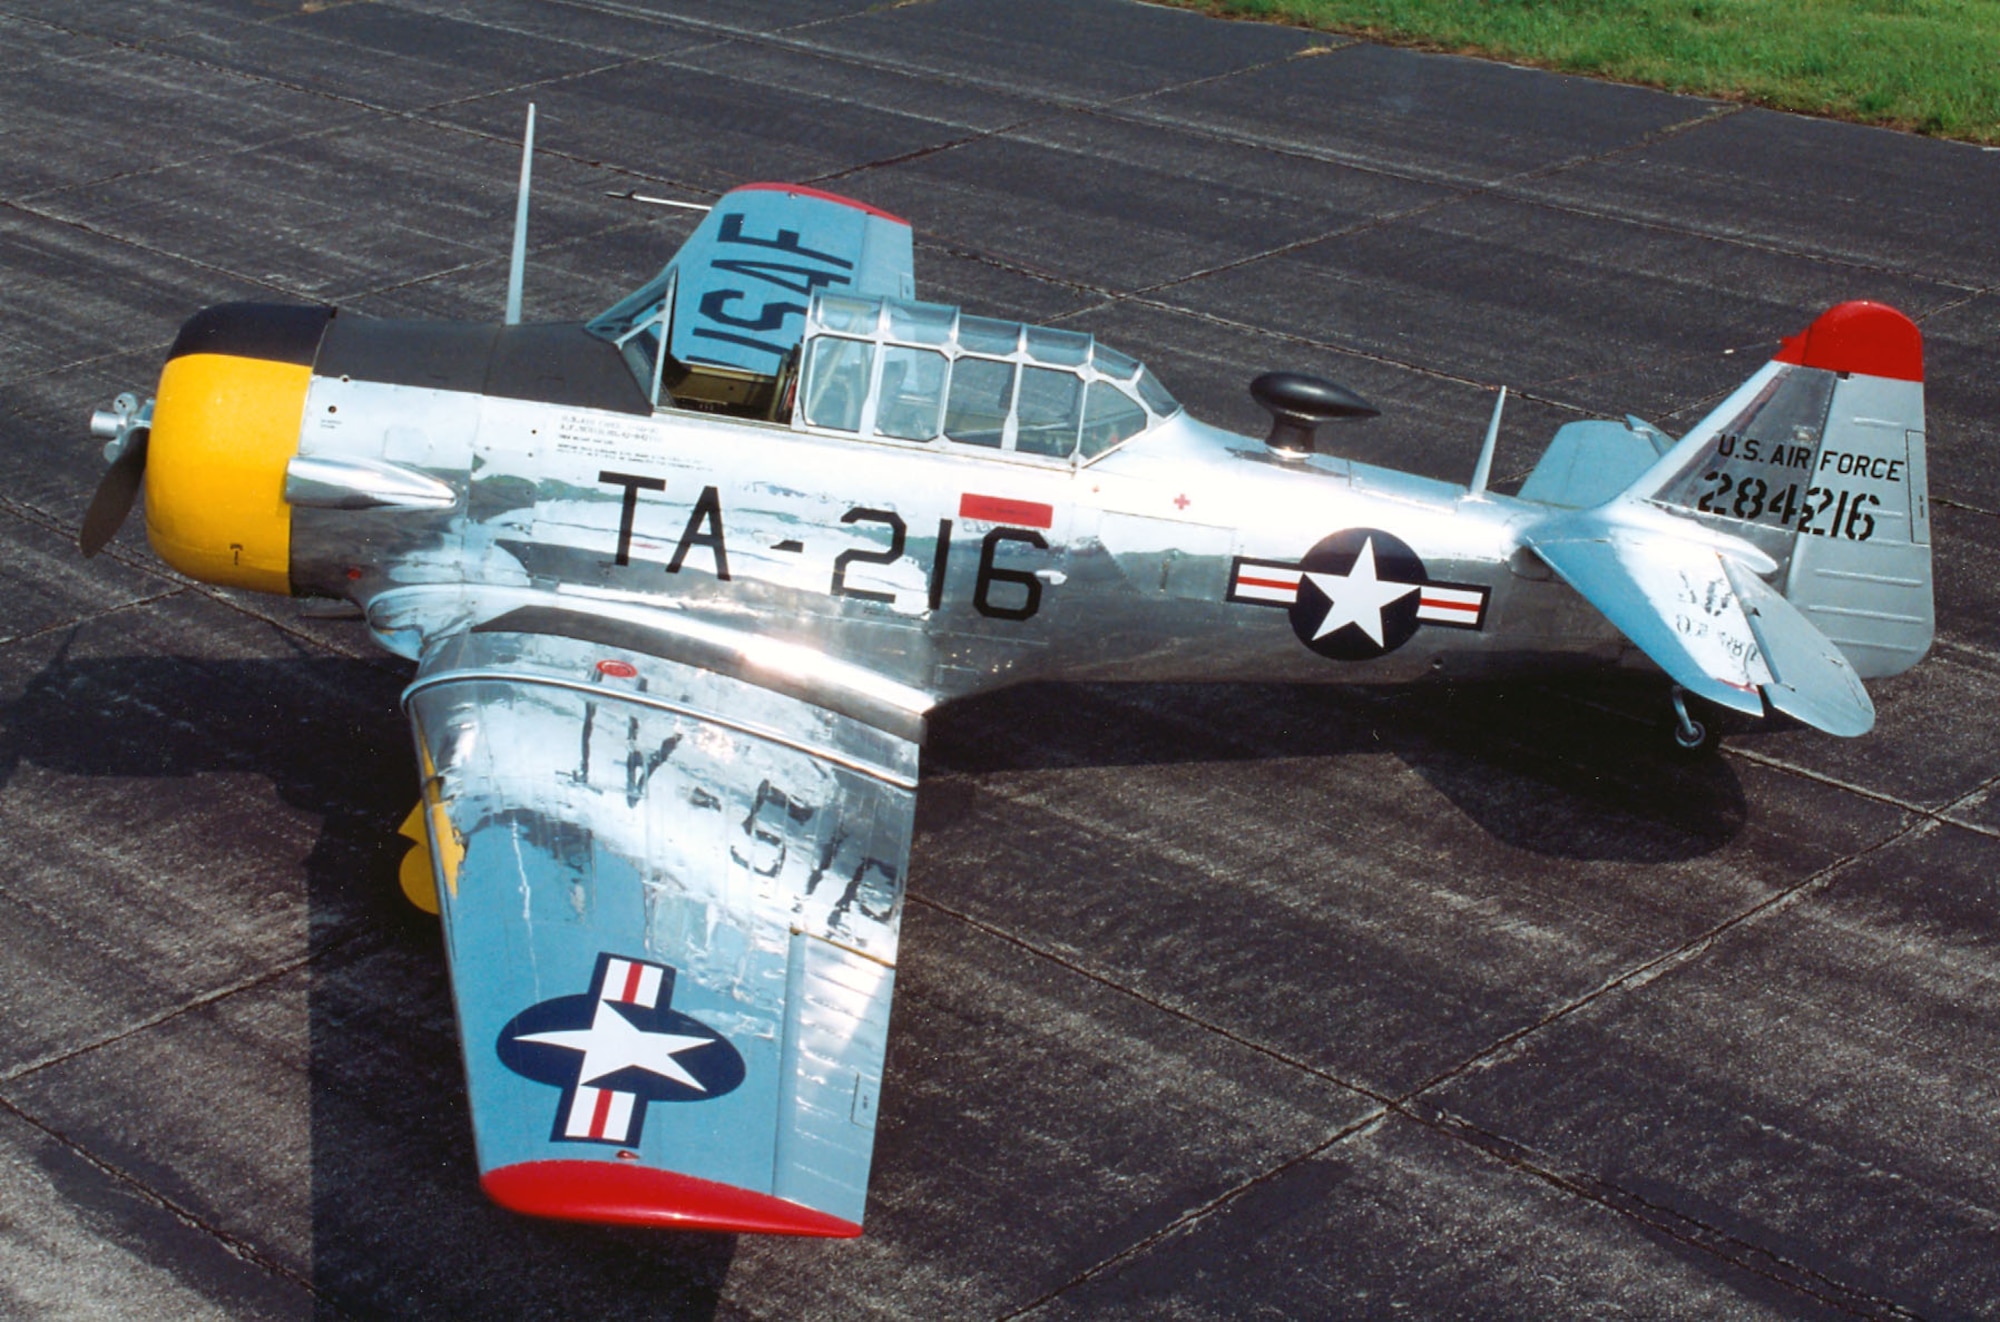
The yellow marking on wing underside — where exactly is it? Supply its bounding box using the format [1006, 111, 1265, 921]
[397, 802, 440, 914]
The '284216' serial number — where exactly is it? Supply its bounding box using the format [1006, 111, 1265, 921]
[1697, 473, 1879, 541]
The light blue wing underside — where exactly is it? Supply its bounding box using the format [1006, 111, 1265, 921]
[404, 627, 916, 1233]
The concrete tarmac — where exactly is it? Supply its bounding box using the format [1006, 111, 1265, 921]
[1, 0, 1997, 1316]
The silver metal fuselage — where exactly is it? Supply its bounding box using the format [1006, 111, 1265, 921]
[291, 369, 1625, 730]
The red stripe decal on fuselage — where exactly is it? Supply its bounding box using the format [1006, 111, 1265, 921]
[960, 493, 1054, 529]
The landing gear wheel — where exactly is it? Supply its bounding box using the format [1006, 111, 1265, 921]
[1668, 687, 1721, 757]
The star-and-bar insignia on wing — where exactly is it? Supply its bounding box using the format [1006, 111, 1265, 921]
[1227, 528, 1490, 661]
[496, 953, 746, 1148]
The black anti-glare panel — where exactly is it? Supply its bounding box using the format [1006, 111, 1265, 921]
[314, 318, 650, 415]
[166, 302, 335, 366]
[485, 324, 651, 415]
[314, 317, 498, 393]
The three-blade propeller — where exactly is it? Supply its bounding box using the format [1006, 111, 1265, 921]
[80, 394, 151, 557]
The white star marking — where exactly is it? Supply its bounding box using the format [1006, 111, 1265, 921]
[519, 998, 715, 1091]
[1302, 537, 1419, 646]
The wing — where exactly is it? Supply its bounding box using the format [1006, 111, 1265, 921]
[1526, 510, 1873, 735]
[403, 624, 919, 1236]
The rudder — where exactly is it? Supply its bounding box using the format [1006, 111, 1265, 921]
[1623, 301, 1933, 679]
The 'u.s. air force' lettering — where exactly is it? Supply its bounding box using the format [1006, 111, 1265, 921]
[1229, 528, 1489, 660]
[496, 953, 744, 1147]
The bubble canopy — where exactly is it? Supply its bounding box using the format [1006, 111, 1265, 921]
[798, 293, 1181, 463]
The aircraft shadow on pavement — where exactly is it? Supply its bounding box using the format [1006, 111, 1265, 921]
[925, 675, 1751, 864]
[0, 649, 737, 1319]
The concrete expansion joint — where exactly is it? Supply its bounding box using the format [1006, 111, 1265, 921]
[0, 944, 330, 1089]
[5, 197, 306, 301]
[1507, 100, 1749, 187]
[0, 1089, 323, 1303]
[907, 889, 1389, 1101]
[1724, 746, 1956, 821]
[808, 115, 1058, 187]
[1116, 191, 1476, 304]
[911, 237, 1118, 302]
[997, 1105, 1395, 1322]
[1087, 36, 1364, 115]
[1393, 1100, 1925, 1319]
[0, 336, 176, 393]
[1126, 295, 1596, 413]
[1932, 494, 2000, 520]
[1497, 184, 1974, 290]
[1404, 809, 1936, 1109]
[0, 586, 189, 653]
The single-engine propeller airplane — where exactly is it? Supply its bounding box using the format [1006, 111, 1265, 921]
[76, 116, 1933, 1237]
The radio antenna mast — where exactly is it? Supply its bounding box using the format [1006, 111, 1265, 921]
[504, 103, 536, 325]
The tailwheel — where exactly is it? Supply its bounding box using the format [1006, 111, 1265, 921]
[1669, 686, 1721, 757]
[397, 802, 441, 914]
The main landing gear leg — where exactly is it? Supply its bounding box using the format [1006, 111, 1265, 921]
[1669, 685, 1720, 757]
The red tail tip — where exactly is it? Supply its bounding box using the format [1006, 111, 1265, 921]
[1773, 301, 1922, 382]
[482, 1161, 863, 1237]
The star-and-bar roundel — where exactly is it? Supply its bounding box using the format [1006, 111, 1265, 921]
[1227, 528, 1489, 660]
[496, 953, 746, 1148]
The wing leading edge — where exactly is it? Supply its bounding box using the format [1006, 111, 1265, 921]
[404, 627, 918, 1235]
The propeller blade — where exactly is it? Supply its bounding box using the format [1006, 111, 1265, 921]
[79, 429, 148, 557]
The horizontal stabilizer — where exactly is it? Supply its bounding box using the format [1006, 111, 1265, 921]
[1528, 511, 1879, 736]
[1721, 558, 1874, 736]
[1527, 524, 1771, 717]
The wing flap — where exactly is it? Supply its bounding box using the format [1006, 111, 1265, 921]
[405, 626, 919, 1234]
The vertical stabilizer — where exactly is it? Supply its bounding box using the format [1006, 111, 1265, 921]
[1623, 302, 1932, 678]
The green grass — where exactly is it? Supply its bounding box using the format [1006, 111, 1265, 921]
[1175, 0, 2000, 142]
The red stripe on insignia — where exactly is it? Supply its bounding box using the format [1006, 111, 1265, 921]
[620, 961, 644, 1004]
[589, 1087, 615, 1140]
[1420, 596, 1480, 614]
[959, 493, 1053, 529]
[1239, 575, 1297, 591]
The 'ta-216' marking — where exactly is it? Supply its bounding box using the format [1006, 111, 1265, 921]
[598, 472, 1052, 620]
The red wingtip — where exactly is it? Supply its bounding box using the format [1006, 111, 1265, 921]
[729, 181, 910, 227]
[1773, 301, 1922, 382]
[481, 1161, 863, 1237]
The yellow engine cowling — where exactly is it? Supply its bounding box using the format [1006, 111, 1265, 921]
[144, 303, 333, 594]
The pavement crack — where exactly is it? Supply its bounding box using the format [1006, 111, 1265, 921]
[0, 948, 325, 1088]
[1121, 292, 1597, 411]
[0, 1089, 331, 1307]
[1399, 1104, 1925, 1319]
[997, 1108, 1392, 1322]
[0, 585, 191, 653]
[908, 891, 1390, 1105]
